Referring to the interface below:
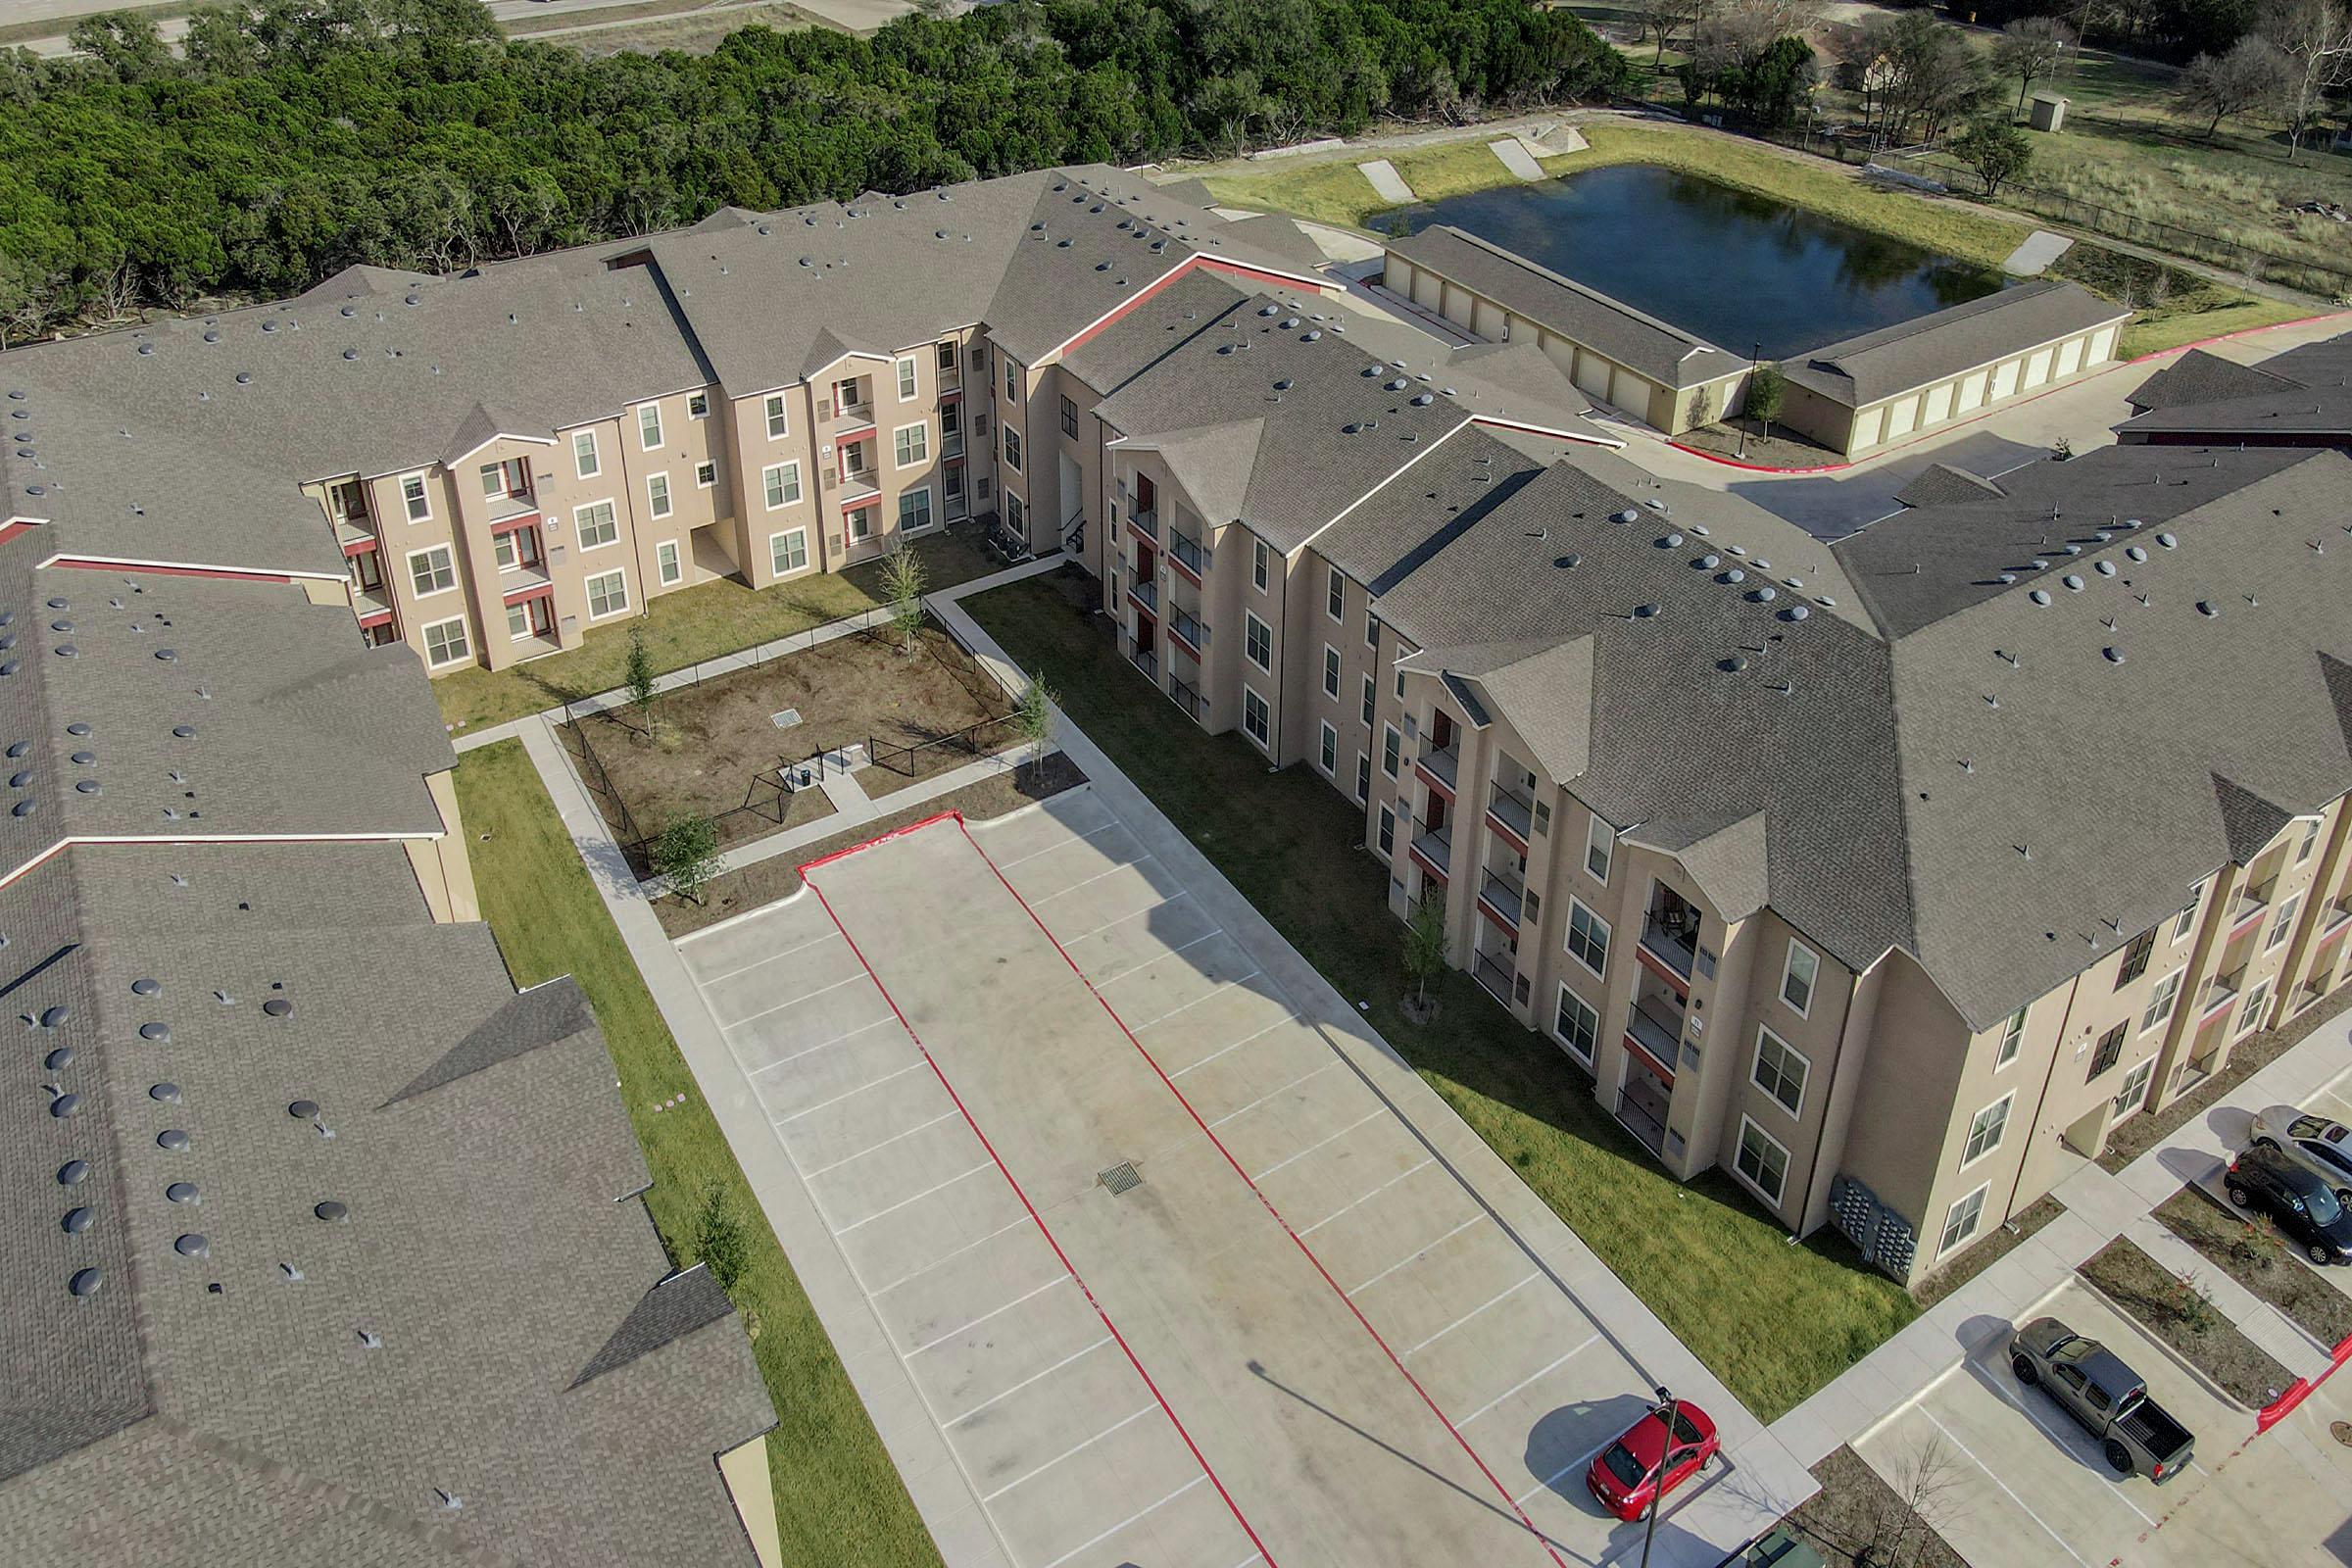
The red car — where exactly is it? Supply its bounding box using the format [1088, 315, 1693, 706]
[1586, 1400, 1719, 1522]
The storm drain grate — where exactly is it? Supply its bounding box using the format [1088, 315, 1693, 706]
[770, 708, 803, 729]
[1098, 1161, 1142, 1197]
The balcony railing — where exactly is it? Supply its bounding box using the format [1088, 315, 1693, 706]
[942, 432, 965, 460]
[1170, 607, 1209, 653]
[1478, 867, 1524, 928]
[1416, 744, 1458, 796]
[1409, 821, 1451, 879]
[1129, 644, 1157, 684]
[1626, 998, 1682, 1067]
[1169, 530, 1209, 578]
[486, 490, 538, 524]
[2230, 890, 2270, 931]
[1473, 950, 1515, 1004]
[1167, 675, 1201, 721]
[1129, 507, 1159, 542]
[1640, 918, 1697, 980]
[1615, 1086, 1667, 1156]
[1486, 783, 1533, 845]
[2201, 968, 2244, 1021]
[1129, 578, 1159, 614]
[833, 398, 873, 426]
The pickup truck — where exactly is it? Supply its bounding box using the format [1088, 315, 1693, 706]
[2008, 1317, 2194, 1484]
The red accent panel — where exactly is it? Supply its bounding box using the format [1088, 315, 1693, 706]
[1622, 1033, 1678, 1087]
[341, 536, 379, 559]
[0, 520, 37, 549]
[500, 581, 556, 609]
[356, 609, 396, 629]
[1635, 943, 1691, 996]
[486, 512, 541, 538]
[1195, 256, 1330, 292]
[47, 558, 295, 584]
[1485, 808, 1529, 856]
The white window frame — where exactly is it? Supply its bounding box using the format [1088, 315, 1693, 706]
[405, 544, 456, 599]
[1242, 685, 1271, 751]
[656, 539, 681, 586]
[847, 504, 876, 542]
[571, 429, 601, 479]
[1354, 752, 1371, 805]
[687, 390, 710, 420]
[894, 421, 930, 468]
[2237, 978, 2273, 1037]
[695, 461, 717, 489]
[1252, 537, 1269, 592]
[1366, 611, 1379, 650]
[2141, 967, 2183, 1034]
[1751, 1025, 1810, 1117]
[636, 403, 663, 451]
[769, 527, 808, 576]
[645, 470, 672, 520]
[1245, 612, 1273, 674]
[1361, 674, 1376, 728]
[492, 530, 517, 572]
[421, 615, 470, 668]
[1322, 644, 1342, 699]
[1960, 1092, 2013, 1169]
[2173, 896, 2200, 943]
[1552, 983, 1599, 1065]
[584, 566, 630, 620]
[764, 394, 790, 440]
[2113, 1055, 2157, 1117]
[1326, 564, 1345, 623]
[1995, 1006, 2027, 1068]
[399, 471, 432, 524]
[505, 601, 531, 642]
[896, 356, 919, 401]
[1376, 805, 1396, 861]
[1585, 816, 1613, 885]
[1780, 940, 1820, 1019]
[1317, 720, 1338, 778]
[1564, 898, 1610, 980]
[1733, 1116, 1790, 1206]
[573, 498, 619, 551]
[897, 486, 934, 534]
[1381, 722, 1400, 780]
[762, 462, 802, 511]
[2269, 893, 2302, 952]
[2298, 816, 2323, 863]
[1937, 1183, 1989, 1256]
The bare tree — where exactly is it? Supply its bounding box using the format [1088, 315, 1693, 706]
[1866, 1432, 1969, 1567]
[2257, 0, 2352, 160]
[1635, 0, 1696, 70]
[1994, 16, 2076, 116]
[2177, 38, 2291, 138]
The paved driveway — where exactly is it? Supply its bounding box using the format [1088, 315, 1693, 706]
[678, 789, 1789, 1568]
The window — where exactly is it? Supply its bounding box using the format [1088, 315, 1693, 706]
[657, 539, 681, 585]
[1938, 1185, 1989, 1256]
[1377, 805, 1396, 858]
[1735, 1117, 1789, 1205]
[1585, 816, 1614, 883]
[407, 545, 456, 598]
[695, 461, 717, 490]
[505, 602, 530, 641]
[478, 460, 516, 498]
[763, 394, 789, 440]
[1327, 564, 1345, 622]
[688, 391, 710, 419]
[898, 487, 933, 533]
[848, 505, 876, 542]
[2238, 977, 2273, 1037]
[2087, 1022, 2127, 1079]
[637, 403, 662, 451]
[585, 567, 628, 619]
[1996, 1006, 2027, 1068]
[1361, 675, 1376, 727]
[1243, 687, 1270, 748]
[1322, 645, 1342, 699]
[1565, 899, 1610, 977]
[645, 471, 672, 519]
[2173, 896, 2200, 942]
[1002, 426, 1021, 471]
[896, 356, 918, 401]
[2269, 893, 2302, 951]
[1781, 941, 1820, 1017]
[1961, 1093, 2012, 1166]
[2116, 927, 2157, 987]
[2113, 1056, 2156, 1116]
[1245, 612, 1272, 673]
[1554, 985, 1599, 1064]
[1381, 723, 1400, 779]
[2141, 969, 2182, 1033]
[937, 340, 956, 372]
[2299, 817, 2323, 863]
[770, 528, 808, 575]
[762, 463, 801, 510]
[894, 422, 929, 467]
[399, 472, 431, 523]
[1004, 358, 1018, 400]
[421, 616, 469, 667]
[1003, 492, 1022, 535]
[1318, 721, 1338, 776]
[1753, 1027, 1810, 1115]
[1060, 395, 1079, 439]
[1366, 612, 1379, 650]
[571, 430, 600, 478]
[574, 500, 618, 549]
[1354, 753, 1371, 805]
[492, 530, 517, 571]
[1252, 538, 1269, 591]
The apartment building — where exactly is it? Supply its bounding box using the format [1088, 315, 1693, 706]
[2117, 330, 2352, 447]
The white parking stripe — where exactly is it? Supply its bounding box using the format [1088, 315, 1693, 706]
[1031, 858, 1157, 905]
[1298, 1156, 1436, 1236]
[979, 1403, 1158, 1502]
[775, 1060, 927, 1123]
[943, 1336, 1114, 1428]
[1096, 930, 1221, 986]
[1039, 1476, 1208, 1568]
[1206, 1061, 1338, 1129]
[836, 1164, 993, 1233]
[1250, 1108, 1386, 1181]
[718, 970, 871, 1031]
[1348, 1214, 1483, 1297]
[692, 927, 844, 983]
[1404, 1272, 1539, 1356]
[1057, 889, 1190, 948]
[1917, 1406, 2093, 1568]
[1459, 1333, 1599, 1426]
[994, 816, 1125, 868]
[869, 1216, 1030, 1297]
[746, 1013, 898, 1074]
[907, 1274, 1071, 1355]
[1986, 1375, 2157, 1528]
[801, 1109, 962, 1178]
[1170, 1012, 1302, 1078]
[1129, 972, 1262, 1033]
[1513, 1432, 1621, 1504]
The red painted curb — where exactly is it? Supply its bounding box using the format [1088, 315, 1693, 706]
[793, 808, 963, 878]
[2256, 1329, 2352, 1435]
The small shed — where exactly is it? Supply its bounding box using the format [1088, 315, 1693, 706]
[2028, 92, 2069, 132]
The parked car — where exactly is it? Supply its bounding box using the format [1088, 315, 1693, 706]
[2009, 1318, 2195, 1482]
[2251, 1102, 2352, 1203]
[1586, 1398, 1718, 1522]
[2225, 1145, 2352, 1265]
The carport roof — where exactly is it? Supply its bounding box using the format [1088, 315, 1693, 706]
[2118, 327, 2352, 439]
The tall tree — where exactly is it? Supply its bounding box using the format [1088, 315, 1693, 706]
[1993, 17, 2077, 115]
[2257, 0, 2352, 159]
[2176, 38, 2290, 135]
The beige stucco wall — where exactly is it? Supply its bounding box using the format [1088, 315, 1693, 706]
[717, 1435, 783, 1568]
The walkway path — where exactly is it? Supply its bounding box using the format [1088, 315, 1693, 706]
[1488, 137, 1547, 181]
[1357, 158, 1415, 205]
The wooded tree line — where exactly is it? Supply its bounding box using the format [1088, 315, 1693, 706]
[0, 0, 1626, 341]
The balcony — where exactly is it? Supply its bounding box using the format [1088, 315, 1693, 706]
[499, 563, 553, 597]
[2201, 967, 2244, 1021]
[1169, 530, 1209, 581]
[2326, 899, 2352, 938]
[485, 489, 538, 524]
[1486, 782, 1533, 848]
[1615, 1084, 1668, 1157]
[1129, 507, 1159, 542]
[1415, 743, 1459, 798]
[837, 473, 881, 507]
[1640, 918, 1697, 982]
[1129, 643, 1156, 684]
[941, 431, 964, 460]
[1625, 997, 1682, 1067]
[1167, 675, 1202, 722]
[833, 396, 874, 428]
[1478, 867, 1524, 929]
[1409, 821, 1451, 880]
[353, 586, 394, 627]
[1473, 950, 1515, 1004]
[336, 517, 376, 553]
[1129, 577, 1158, 614]
[1169, 607, 1209, 655]
[2230, 890, 2270, 932]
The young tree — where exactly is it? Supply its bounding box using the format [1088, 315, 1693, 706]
[1994, 16, 2076, 115]
[624, 623, 659, 740]
[1745, 364, 1786, 443]
[2177, 39, 2290, 138]
[653, 813, 722, 906]
[1636, 0, 1697, 71]
[1011, 677, 1056, 786]
[1951, 118, 2035, 197]
[882, 540, 927, 656]
[1402, 892, 1450, 1013]
[2256, 0, 2352, 160]
[694, 1180, 750, 1293]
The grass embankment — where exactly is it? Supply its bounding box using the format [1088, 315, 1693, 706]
[433, 520, 1002, 733]
[967, 571, 1915, 1422]
[456, 741, 944, 1568]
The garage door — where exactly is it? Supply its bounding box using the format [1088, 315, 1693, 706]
[1923, 383, 1953, 425]
[2087, 324, 2117, 364]
[1473, 297, 1505, 341]
[1883, 396, 1918, 440]
[2055, 336, 2083, 377]
[1990, 359, 2021, 400]
[1574, 353, 1614, 403]
[1849, 406, 1884, 452]
[1411, 267, 1442, 314]
[1956, 370, 1988, 414]
[2024, 348, 2054, 388]
[1542, 333, 1575, 375]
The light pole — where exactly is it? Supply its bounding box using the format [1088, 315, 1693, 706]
[1735, 341, 1760, 460]
[1638, 1385, 1697, 1568]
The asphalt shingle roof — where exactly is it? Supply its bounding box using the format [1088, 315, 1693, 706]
[1782, 278, 2128, 409]
[2118, 329, 2352, 438]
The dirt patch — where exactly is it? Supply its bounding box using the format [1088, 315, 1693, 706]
[567, 620, 1012, 853]
[1779, 1444, 1968, 1568]
[1912, 1193, 2065, 1309]
[1672, 417, 1843, 468]
[2080, 1236, 2296, 1407]
[2157, 1185, 2352, 1348]
[657, 753, 1087, 938]
[2100, 983, 2352, 1171]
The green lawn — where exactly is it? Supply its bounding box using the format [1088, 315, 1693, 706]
[456, 741, 944, 1568]
[966, 571, 1915, 1422]
[434, 521, 1002, 733]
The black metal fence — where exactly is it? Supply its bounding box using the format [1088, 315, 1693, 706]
[866, 712, 1020, 776]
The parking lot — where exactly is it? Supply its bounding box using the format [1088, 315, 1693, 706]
[678, 788, 1782, 1568]
[2199, 1081, 2352, 1312]
[1856, 1279, 2352, 1568]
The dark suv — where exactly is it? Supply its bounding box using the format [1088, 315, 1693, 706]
[2226, 1146, 2352, 1265]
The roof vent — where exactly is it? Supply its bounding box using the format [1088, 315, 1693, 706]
[316, 1200, 350, 1223]
[1782, 605, 1810, 621]
[2104, 647, 2127, 663]
[1696, 553, 1720, 569]
[2094, 561, 2117, 576]
[48, 1093, 79, 1118]
[2061, 574, 2084, 591]
[1612, 509, 1640, 524]
[43, 1047, 71, 1070]
[1749, 586, 1778, 602]
[289, 1099, 320, 1120]
[173, 1234, 210, 1259]
[2156, 532, 2179, 548]
[167, 1181, 198, 1203]
[1721, 656, 1749, 672]
[1411, 392, 1433, 406]
[2196, 600, 2218, 617]
[1721, 568, 1746, 584]
[58, 1160, 89, 1185]
[149, 1083, 180, 1103]
[1632, 602, 1662, 619]
[2029, 589, 2051, 606]
[1555, 554, 1581, 569]
[264, 998, 292, 1018]
[2125, 545, 2147, 562]
[1662, 532, 1684, 548]
[40, 1004, 68, 1028]
[158, 1129, 189, 1151]
[132, 978, 160, 997]
[69, 1268, 102, 1298]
